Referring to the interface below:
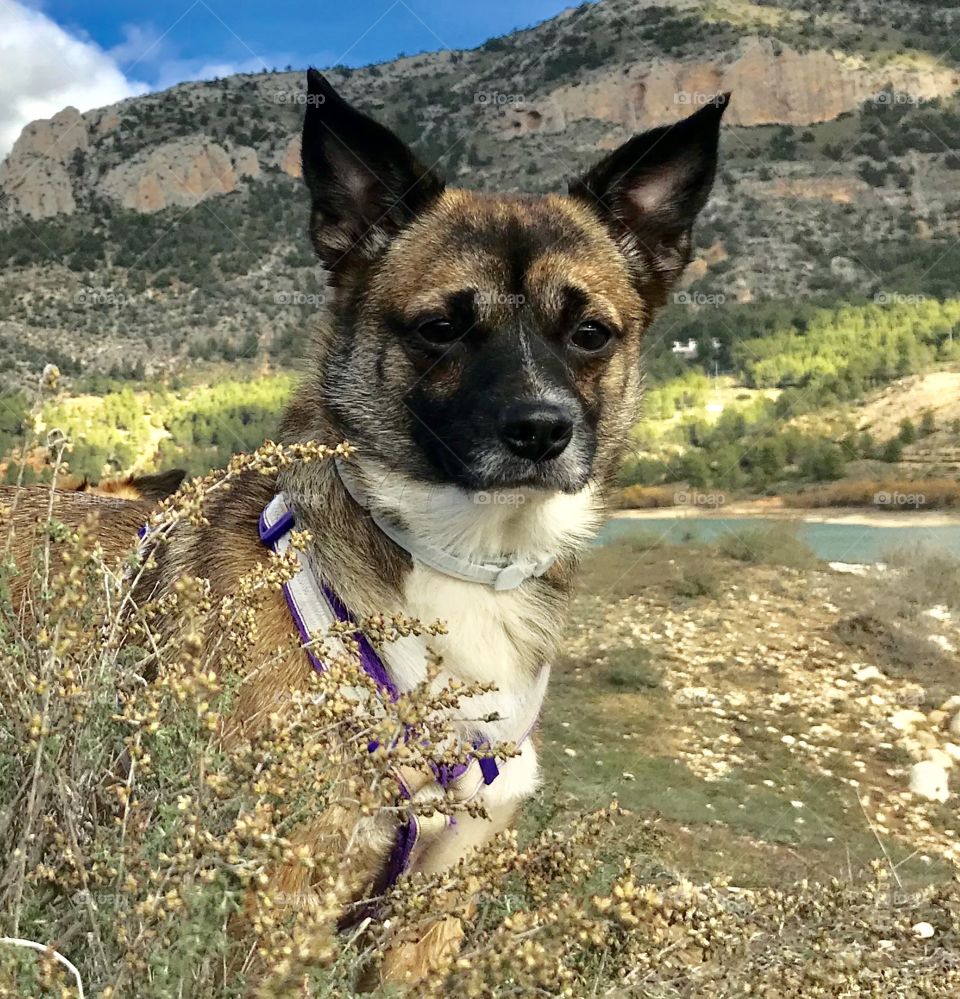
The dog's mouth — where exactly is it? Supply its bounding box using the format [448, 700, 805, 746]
[426, 441, 593, 494]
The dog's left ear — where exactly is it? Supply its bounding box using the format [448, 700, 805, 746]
[128, 468, 187, 501]
[301, 69, 445, 274]
[569, 94, 729, 301]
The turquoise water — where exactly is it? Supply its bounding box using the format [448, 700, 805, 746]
[598, 516, 960, 564]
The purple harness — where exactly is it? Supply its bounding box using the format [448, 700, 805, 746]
[258, 493, 521, 892]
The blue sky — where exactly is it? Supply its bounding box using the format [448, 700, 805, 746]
[46, 1, 585, 87]
[0, 1, 588, 156]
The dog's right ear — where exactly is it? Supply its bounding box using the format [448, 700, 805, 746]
[301, 69, 445, 274]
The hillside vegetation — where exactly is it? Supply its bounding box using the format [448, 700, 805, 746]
[6, 296, 960, 497]
[621, 298, 960, 496]
[3, 0, 960, 388]
[1, 374, 294, 481]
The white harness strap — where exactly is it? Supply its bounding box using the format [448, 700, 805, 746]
[260, 491, 551, 887]
[261, 493, 341, 672]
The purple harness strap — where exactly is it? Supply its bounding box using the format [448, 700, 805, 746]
[258, 494, 500, 896]
[322, 584, 399, 702]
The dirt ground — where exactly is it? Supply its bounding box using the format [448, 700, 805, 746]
[530, 538, 960, 894]
[853, 371, 960, 441]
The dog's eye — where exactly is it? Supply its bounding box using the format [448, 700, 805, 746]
[570, 320, 613, 354]
[416, 318, 460, 347]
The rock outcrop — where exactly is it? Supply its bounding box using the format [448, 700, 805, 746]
[489, 38, 960, 138]
[98, 138, 260, 213]
[278, 135, 302, 179]
[0, 107, 88, 217]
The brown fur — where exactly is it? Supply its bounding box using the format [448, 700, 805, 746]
[5, 73, 728, 987]
[0, 486, 152, 623]
[66, 468, 186, 502]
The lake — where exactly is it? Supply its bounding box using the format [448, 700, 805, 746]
[598, 516, 960, 564]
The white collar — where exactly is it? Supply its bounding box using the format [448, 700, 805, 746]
[334, 457, 557, 591]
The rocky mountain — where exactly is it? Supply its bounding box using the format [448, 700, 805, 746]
[1, 0, 959, 389]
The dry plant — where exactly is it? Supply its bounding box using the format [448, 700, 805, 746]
[2, 384, 960, 997]
[617, 485, 681, 510]
[785, 479, 960, 510]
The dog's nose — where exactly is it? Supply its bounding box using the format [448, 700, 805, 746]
[499, 403, 574, 462]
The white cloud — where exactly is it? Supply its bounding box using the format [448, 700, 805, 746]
[0, 1, 148, 159]
[152, 56, 271, 92]
[107, 22, 167, 71]
[106, 20, 298, 93]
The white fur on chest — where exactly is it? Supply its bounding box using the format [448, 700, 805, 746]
[383, 565, 550, 805]
[346, 463, 602, 808]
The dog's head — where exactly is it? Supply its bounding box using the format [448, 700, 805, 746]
[296, 70, 727, 495]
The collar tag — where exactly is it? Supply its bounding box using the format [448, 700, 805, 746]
[493, 563, 529, 591]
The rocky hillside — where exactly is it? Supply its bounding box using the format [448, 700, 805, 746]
[2, 0, 960, 388]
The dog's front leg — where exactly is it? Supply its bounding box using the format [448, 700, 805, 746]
[378, 800, 518, 989]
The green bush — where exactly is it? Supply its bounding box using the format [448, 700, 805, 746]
[714, 522, 820, 569]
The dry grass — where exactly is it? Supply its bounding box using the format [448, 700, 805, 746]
[785, 478, 960, 509]
[617, 485, 680, 509]
[2, 398, 960, 994]
[712, 520, 821, 569]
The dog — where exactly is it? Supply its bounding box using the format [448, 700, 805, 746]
[2, 70, 727, 985]
[65, 468, 187, 501]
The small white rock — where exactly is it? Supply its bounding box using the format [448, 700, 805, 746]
[891, 709, 927, 733]
[912, 921, 935, 939]
[928, 748, 954, 770]
[854, 665, 884, 683]
[830, 562, 870, 576]
[563, 748, 577, 758]
[949, 711, 960, 738]
[909, 761, 950, 803]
